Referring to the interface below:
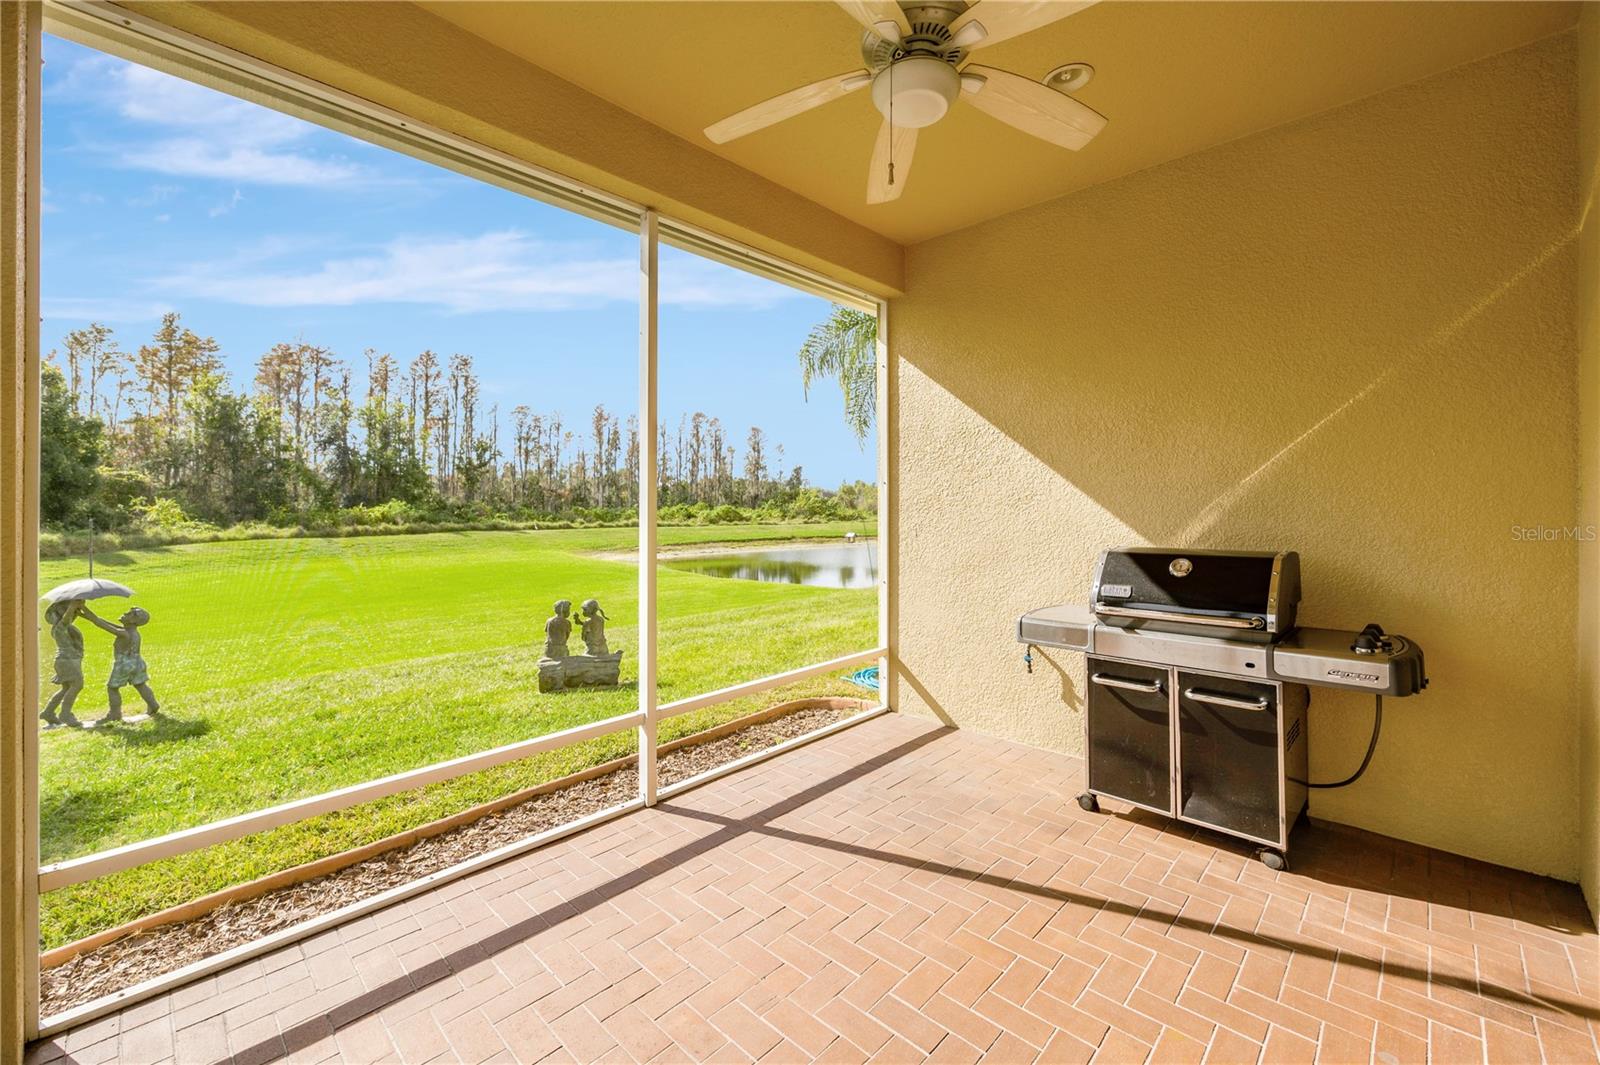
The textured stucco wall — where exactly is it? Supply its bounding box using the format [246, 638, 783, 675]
[1578, 3, 1599, 919]
[890, 33, 1583, 880]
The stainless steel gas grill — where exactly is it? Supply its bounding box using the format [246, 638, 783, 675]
[1017, 548, 1427, 869]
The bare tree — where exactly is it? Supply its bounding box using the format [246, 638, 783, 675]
[529, 412, 545, 505]
[657, 420, 670, 489]
[365, 348, 394, 406]
[591, 405, 609, 507]
[707, 417, 727, 503]
[306, 344, 337, 467]
[408, 350, 441, 485]
[138, 312, 220, 434]
[625, 414, 640, 506]
[688, 412, 706, 497]
[606, 418, 622, 507]
[744, 426, 767, 504]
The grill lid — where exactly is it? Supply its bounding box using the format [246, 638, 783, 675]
[1092, 548, 1299, 641]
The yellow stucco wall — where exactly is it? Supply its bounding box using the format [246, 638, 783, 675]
[889, 32, 1583, 880]
[1578, 3, 1599, 918]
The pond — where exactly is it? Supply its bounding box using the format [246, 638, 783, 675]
[661, 541, 878, 590]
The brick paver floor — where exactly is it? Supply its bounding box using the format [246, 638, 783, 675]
[27, 713, 1600, 1063]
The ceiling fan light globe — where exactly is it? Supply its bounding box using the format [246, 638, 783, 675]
[871, 56, 960, 129]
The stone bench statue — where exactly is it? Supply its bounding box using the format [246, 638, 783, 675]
[538, 598, 623, 692]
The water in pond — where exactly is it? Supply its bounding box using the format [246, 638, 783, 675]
[661, 542, 878, 590]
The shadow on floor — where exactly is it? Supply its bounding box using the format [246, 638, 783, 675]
[200, 718, 1598, 1065]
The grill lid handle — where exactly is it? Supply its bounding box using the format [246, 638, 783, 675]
[1095, 604, 1266, 630]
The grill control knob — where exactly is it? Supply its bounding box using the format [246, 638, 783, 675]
[1353, 623, 1388, 655]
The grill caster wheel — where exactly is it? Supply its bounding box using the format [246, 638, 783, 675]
[1259, 849, 1287, 872]
[1076, 793, 1100, 813]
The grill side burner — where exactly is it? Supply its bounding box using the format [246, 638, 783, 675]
[1271, 627, 1428, 696]
[1019, 548, 1427, 869]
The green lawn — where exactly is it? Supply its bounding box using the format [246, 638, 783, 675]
[37, 522, 876, 947]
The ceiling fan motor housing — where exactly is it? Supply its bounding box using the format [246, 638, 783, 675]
[871, 55, 961, 128]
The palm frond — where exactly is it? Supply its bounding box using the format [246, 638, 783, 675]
[798, 306, 877, 445]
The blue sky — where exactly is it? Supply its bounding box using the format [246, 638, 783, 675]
[40, 34, 875, 486]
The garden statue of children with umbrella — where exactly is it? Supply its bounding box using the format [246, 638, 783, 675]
[82, 603, 160, 722]
[40, 577, 157, 727]
[39, 596, 88, 728]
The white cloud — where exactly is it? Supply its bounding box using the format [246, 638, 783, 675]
[112, 63, 302, 139]
[153, 231, 801, 313]
[58, 52, 372, 188]
[661, 248, 809, 310]
[123, 140, 364, 187]
[208, 189, 245, 218]
[125, 183, 181, 208]
[42, 296, 172, 323]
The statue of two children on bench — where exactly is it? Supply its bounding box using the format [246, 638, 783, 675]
[538, 599, 623, 693]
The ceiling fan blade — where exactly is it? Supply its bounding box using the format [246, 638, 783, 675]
[836, 0, 911, 41]
[867, 119, 917, 204]
[961, 64, 1106, 150]
[948, 1, 1097, 51]
[704, 70, 873, 144]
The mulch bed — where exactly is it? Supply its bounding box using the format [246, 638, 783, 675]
[40, 704, 849, 1017]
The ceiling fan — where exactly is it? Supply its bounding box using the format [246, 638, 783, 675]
[703, 0, 1106, 204]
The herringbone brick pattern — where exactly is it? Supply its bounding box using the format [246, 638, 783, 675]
[28, 714, 1599, 1064]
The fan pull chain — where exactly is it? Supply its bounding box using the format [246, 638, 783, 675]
[887, 60, 895, 187]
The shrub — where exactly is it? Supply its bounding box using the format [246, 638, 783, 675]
[337, 500, 420, 527]
[784, 488, 842, 521]
[134, 497, 217, 534]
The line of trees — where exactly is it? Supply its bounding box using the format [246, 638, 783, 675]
[41, 314, 875, 532]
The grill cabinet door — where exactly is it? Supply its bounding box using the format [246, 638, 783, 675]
[1177, 672, 1281, 845]
[1086, 657, 1171, 813]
